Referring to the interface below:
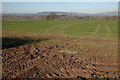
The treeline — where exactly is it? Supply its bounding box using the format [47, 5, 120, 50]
[2, 13, 118, 21]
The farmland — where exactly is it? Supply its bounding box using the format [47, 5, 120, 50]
[2, 20, 119, 79]
[3, 20, 118, 39]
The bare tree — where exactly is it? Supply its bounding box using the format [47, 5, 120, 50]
[45, 13, 59, 20]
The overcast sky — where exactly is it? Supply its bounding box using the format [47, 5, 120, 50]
[2, 2, 118, 13]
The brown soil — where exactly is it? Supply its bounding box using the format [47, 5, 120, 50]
[2, 36, 119, 79]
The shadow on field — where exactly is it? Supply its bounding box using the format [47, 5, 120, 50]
[2, 37, 49, 49]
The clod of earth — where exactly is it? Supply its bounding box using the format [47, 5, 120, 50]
[2, 37, 119, 79]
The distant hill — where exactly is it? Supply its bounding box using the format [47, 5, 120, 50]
[36, 12, 71, 15]
[29, 11, 118, 17]
[3, 11, 118, 17]
[36, 11, 90, 17]
[95, 11, 118, 17]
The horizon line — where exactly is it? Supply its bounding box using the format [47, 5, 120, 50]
[2, 10, 118, 14]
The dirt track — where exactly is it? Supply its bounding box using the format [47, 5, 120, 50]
[2, 36, 119, 79]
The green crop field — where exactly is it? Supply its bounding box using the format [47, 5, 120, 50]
[2, 20, 118, 39]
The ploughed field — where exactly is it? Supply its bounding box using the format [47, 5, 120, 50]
[2, 20, 119, 79]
